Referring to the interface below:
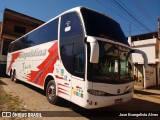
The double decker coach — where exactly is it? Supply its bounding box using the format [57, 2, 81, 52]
[6, 7, 147, 109]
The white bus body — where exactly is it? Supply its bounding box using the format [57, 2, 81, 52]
[7, 7, 134, 109]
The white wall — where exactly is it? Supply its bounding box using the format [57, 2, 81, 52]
[132, 38, 157, 64]
[130, 38, 159, 88]
[132, 45, 155, 64]
[145, 65, 157, 88]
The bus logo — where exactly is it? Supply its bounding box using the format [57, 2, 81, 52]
[65, 21, 71, 32]
[117, 89, 121, 94]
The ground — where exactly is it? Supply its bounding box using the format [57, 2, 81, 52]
[0, 77, 160, 120]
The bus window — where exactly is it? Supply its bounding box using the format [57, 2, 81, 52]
[74, 53, 84, 73]
[61, 44, 74, 73]
[31, 18, 58, 46]
[73, 42, 85, 78]
[88, 41, 133, 83]
[81, 7, 128, 45]
[13, 40, 23, 52]
[9, 18, 59, 53]
[60, 12, 83, 41]
[60, 12, 84, 77]
[19, 36, 34, 49]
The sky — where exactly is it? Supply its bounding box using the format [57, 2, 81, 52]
[0, 0, 160, 37]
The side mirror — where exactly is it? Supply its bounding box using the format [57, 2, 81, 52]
[126, 49, 148, 68]
[87, 36, 99, 63]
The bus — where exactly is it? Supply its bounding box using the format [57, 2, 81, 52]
[7, 7, 140, 109]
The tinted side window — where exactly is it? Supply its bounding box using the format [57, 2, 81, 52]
[60, 12, 82, 73]
[31, 18, 58, 46]
[73, 42, 85, 78]
[10, 18, 59, 52]
[60, 12, 83, 39]
[60, 12, 85, 78]
[19, 36, 33, 49]
[61, 44, 74, 72]
[13, 40, 22, 52]
[74, 53, 84, 74]
[8, 42, 14, 53]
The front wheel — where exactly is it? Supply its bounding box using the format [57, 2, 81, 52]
[46, 80, 60, 104]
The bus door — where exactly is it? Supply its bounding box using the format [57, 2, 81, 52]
[59, 12, 85, 101]
[70, 43, 85, 104]
[58, 44, 73, 101]
[59, 43, 85, 102]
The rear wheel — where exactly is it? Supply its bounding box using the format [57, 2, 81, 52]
[46, 80, 60, 104]
[11, 70, 18, 83]
[10, 70, 13, 81]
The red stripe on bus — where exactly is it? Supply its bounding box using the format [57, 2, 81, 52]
[76, 86, 79, 88]
[58, 83, 70, 88]
[7, 52, 21, 73]
[55, 75, 63, 79]
[58, 87, 68, 91]
[26, 41, 59, 86]
[58, 90, 69, 96]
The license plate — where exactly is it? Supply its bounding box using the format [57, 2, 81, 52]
[115, 98, 123, 104]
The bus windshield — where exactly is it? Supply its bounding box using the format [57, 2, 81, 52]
[81, 7, 128, 45]
[87, 41, 133, 84]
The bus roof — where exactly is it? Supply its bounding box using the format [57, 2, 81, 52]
[10, 6, 120, 44]
[10, 6, 82, 44]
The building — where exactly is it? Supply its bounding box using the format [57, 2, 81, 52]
[128, 31, 160, 88]
[0, 8, 44, 77]
[0, 22, 2, 32]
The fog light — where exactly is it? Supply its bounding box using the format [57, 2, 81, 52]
[89, 101, 92, 105]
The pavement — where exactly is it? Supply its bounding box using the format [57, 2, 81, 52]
[0, 78, 160, 120]
[134, 84, 160, 95]
[134, 84, 160, 104]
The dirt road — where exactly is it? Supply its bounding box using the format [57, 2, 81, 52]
[0, 77, 160, 120]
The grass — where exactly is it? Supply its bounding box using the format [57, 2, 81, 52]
[0, 84, 28, 120]
[0, 86, 23, 111]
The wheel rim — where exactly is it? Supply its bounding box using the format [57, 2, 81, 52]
[47, 84, 56, 100]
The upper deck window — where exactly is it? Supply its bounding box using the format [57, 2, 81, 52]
[81, 8, 128, 45]
[9, 18, 58, 52]
[60, 12, 83, 40]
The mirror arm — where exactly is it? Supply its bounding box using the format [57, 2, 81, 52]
[127, 49, 148, 68]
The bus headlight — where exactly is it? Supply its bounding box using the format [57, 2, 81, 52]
[87, 89, 106, 96]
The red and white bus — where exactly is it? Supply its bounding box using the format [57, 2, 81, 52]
[7, 7, 136, 109]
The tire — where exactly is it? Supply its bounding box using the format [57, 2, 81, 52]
[11, 70, 18, 83]
[46, 80, 60, 104]
[10, 70, 13, 81]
